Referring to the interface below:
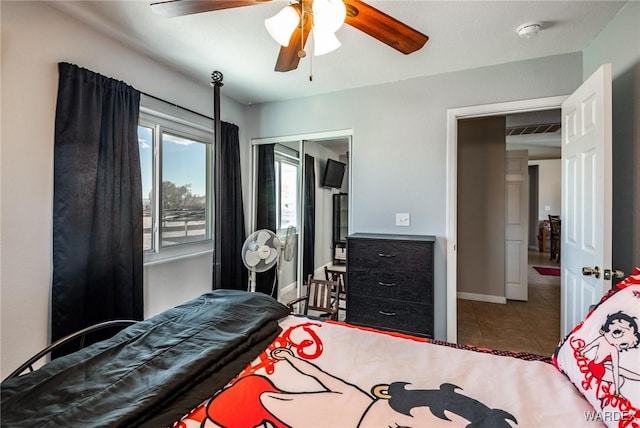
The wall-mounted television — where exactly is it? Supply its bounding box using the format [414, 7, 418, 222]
[321, 159, 346, 189]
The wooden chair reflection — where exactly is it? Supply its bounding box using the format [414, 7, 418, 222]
[325, 266, 347, 315]
[548, 215, 561, 263]
[286, 275, 339, 320]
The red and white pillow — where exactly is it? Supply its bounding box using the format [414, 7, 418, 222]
[554, 268, 640, 427]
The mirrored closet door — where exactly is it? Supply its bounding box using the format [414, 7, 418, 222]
[249, 131, 352, 302]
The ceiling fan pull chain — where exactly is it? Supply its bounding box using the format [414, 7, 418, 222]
[306, 4, 312, 82]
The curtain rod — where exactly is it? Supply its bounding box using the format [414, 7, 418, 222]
[139, 91, 214, 121]
[211, 71, 224, 290]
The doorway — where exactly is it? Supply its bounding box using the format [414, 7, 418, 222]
[445, 96, 567, 343]
[455, 112, 562, 354]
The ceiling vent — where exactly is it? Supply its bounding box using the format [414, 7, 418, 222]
[506, 122, 560, 136]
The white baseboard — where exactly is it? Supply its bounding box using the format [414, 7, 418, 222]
[316, 263, 332, 278]
[457, 292, 507, 304]
[280, 281, 296, 296]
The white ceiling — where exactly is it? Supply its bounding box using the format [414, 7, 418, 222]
[51, 0, 627, 106]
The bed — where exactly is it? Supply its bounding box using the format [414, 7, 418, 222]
[2, 271, 639, 428]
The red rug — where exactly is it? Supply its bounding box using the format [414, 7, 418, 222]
[534, 266, 560, 276]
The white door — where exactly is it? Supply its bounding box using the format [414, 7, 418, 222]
[561, 64, 613, 337]
[505, 150, 529, 301]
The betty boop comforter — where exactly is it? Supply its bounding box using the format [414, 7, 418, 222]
[175, 316, 601, 428]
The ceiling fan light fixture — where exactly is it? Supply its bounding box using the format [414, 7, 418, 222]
[312, 0, 346, 32]
[265, 5, 300, 46]
[313, 27, 341, 56]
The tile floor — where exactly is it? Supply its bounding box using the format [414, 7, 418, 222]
[456, 251, 561, 356]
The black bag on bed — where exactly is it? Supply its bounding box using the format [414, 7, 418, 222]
[1, 290, 289, 427]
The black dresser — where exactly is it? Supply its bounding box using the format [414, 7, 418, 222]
[346, 233, 435, 337]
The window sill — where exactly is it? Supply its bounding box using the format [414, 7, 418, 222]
[144, 246, 213, 267]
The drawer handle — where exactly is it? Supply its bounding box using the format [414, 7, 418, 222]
[378, 310, 397, 317]
[378, 281, 396, 287]
[378, 253, 396, 258]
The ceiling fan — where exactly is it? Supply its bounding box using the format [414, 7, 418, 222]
[150, 0, 429, 72]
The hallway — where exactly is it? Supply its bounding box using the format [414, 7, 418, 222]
[457, 251, 561, 356]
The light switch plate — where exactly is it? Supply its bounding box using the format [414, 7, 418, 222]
[544, 205, 551, 211]
[396, 213, 410, 226]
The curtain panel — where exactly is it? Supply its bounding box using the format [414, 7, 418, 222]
[255, 144, 277, 297]
[303, 154, 316, 283]
[216, 122, 248, 291]
[52, 63, 143, 356]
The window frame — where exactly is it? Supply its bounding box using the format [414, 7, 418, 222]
[139, 99, 214, 265]
[274, 146, 300, 235]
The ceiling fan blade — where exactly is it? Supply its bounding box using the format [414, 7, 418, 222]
[274, 12, 312, 72]
[151, 0, 270, 18]
[343, 0, 428, 54]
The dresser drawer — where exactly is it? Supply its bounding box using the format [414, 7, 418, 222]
[348, 270, 431, 304]
[347, 296, 433, 337]
[346, 233, 435, 338]
[347, 238, 432, 273]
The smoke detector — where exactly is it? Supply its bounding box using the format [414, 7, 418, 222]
[517, 22, 542, 38]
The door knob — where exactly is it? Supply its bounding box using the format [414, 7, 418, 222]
[604, 269, 625, 280]
[582, 266, 601, 279]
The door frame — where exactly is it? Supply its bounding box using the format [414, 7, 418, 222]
[445, 96, 567, 342]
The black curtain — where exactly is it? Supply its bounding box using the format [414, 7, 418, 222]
[216, 122, 247, 290]
[51, 63, 143, 357]
[303, 154, 316, 283]
[255, 144, 277, 297]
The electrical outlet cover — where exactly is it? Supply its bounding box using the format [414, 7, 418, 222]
[396, 213, 410, 226]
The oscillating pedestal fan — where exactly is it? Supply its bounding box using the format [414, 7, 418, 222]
[241, 229, 281, 293]
[276, 226, 297, 291]
[281, 226, 297, 263]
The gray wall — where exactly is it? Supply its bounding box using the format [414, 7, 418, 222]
[583, 1, 640, 276]
[457, 117, 506, 299]
[529, 159, 562, 221]
[244, 53, 584, 339]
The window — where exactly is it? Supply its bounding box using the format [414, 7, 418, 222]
[274, 145, 299, 234]
[138, 97, 213, 263]
[160, 132, 208, 247]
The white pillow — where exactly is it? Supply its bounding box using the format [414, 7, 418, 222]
[554, 268, 640, 427]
